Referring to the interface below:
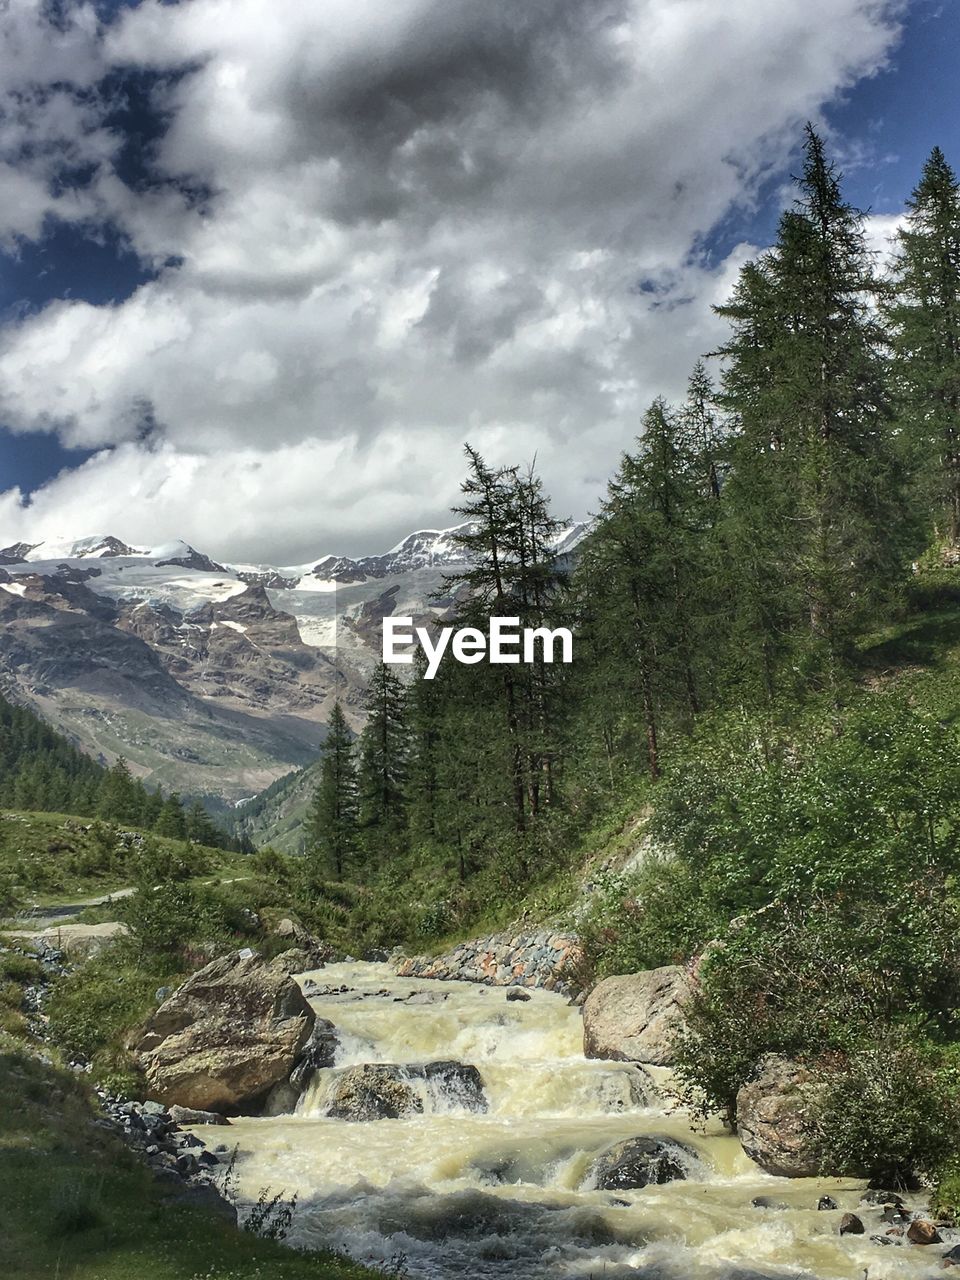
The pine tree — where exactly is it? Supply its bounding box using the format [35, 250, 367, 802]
[155, 792, 188, 840]
[717, 125, 903, 682]
[442, 445, 566, 830]
[887, 146, 960, 544]
[97, 757, 139, 822]
[357, 662, 408, 862]
[576, 398, 707, 780]
[680, 360, 726, 506]
[308, 701, 358, 879]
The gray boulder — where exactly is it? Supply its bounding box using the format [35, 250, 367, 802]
[582, 966, 691, 1066]
[587, 1136, 698, 1190]
[325, 1064, 423, 1121]
[134, 952, 315, 1114]
[736, 1055, 824, 1178]
[324, 1060, 487, 1121]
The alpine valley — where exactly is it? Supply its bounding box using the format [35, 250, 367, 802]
[0, 525, 588, 828]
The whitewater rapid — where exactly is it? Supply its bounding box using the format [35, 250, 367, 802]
[221, 962, 944, 1279]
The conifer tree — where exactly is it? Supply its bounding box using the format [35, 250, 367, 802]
[577, 398, 706, 779]
[443, 445, 566, 829]
[887, 146, 960, 544]
[357, 662, 408, 860]
[308, 701, 358, 879]
[717, 126, 902, 682]
[98, 757, 139, 822]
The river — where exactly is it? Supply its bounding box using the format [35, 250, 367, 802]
[222, 961, 945, 1279]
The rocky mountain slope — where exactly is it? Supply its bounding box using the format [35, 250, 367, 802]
[0, 525, 588, 811]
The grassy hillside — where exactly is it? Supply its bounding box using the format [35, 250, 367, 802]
[0, 811, 251, 911]
[0, 1031, 379, 1280]
[232, 767, 314, 855]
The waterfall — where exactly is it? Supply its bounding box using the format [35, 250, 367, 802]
[216, 962, 937, 1280]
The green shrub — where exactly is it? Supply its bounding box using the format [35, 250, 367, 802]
[120, 881, 229, 960]
[671, 886, 960, 1125]
[815, 1039, 960, 1188]
[47, 949, 172, 1064]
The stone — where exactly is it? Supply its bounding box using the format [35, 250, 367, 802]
[735, 1056, 824, 1178]
[860, 1189, 905, 1206]
[817, 1196, 838, 1211]
[582, 966, 691, 1066]
[751, 1196, 789, 1210]
[269, 948, 318, 976]
[588, 1136, 698, 1191]
[839, 1214, 864, 1235]
[325, 1064, 422, 1121]
[324, 1060, 486, 1121]
[906, 1220, 941, 1245]
[506, 989, 531, 1002]
[290, 1017, 338, 1094]
[175, 1151, 200, 1176]
[170, 1131, 204, 1149]
[134, 951, 315, 1114]
[167, 1105, 229, 1126]
[943, 1244, 960, 1266]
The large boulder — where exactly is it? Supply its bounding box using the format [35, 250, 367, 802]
[587, 1135, 699, 1190]
[134, 952, 315, 1114]
[324, 1060, 487, 1121]
[325, 1064, 423, 1121]
[735, 1055, 824, 1178]
[582, 966, 691, 1066]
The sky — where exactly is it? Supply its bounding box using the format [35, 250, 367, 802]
[0, 0, 956, 564]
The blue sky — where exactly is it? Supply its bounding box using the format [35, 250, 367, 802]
[0, 0, 955, 561]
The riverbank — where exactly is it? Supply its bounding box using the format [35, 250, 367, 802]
[0, 1029, 382, 1280]
[221, 959, 956, 1280]
[394, 928, 582, 993]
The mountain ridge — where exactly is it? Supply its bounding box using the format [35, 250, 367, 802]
[0, 521, 589, 812]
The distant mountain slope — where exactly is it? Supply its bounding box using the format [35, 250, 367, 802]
[0, 524, 589, 808]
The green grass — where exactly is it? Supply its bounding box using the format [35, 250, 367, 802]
[0, 1035, 380, 1280]
[0, 811, 250, 910]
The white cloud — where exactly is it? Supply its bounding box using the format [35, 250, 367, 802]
[0, 0, 906, 558]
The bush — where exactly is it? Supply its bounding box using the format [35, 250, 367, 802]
[815, 1039, 960, 1188]
[579, 856, 725, 977]
[120, 881, 229, 961]
[671, 886, 960, 1125]
[47, 949, 173, 1065]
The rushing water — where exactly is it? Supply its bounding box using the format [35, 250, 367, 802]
[222, 962, 947, 1279]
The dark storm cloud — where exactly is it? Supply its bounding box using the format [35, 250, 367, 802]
[0, 0, 906, 561]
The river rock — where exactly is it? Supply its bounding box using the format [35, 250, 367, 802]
[421, 1060, 487, 1113]
[906, 1220, 941, 1245]
[134, 952, 315, 1114]
[588, 1136, 697, 1190]
[582, 966, 691, 1066]
[325, 1064, 423, 1120]
[860, 1189, 905, 1206]
[735, 1056, 823, 1178]
[839, 1213, 864, 1235]
[324, 1060, 487, 1121]
[167, 1104, 229, 1126]
[290, 1017, 338, 1092]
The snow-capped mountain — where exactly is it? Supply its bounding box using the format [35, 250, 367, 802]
[0, 522, 588, 807]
